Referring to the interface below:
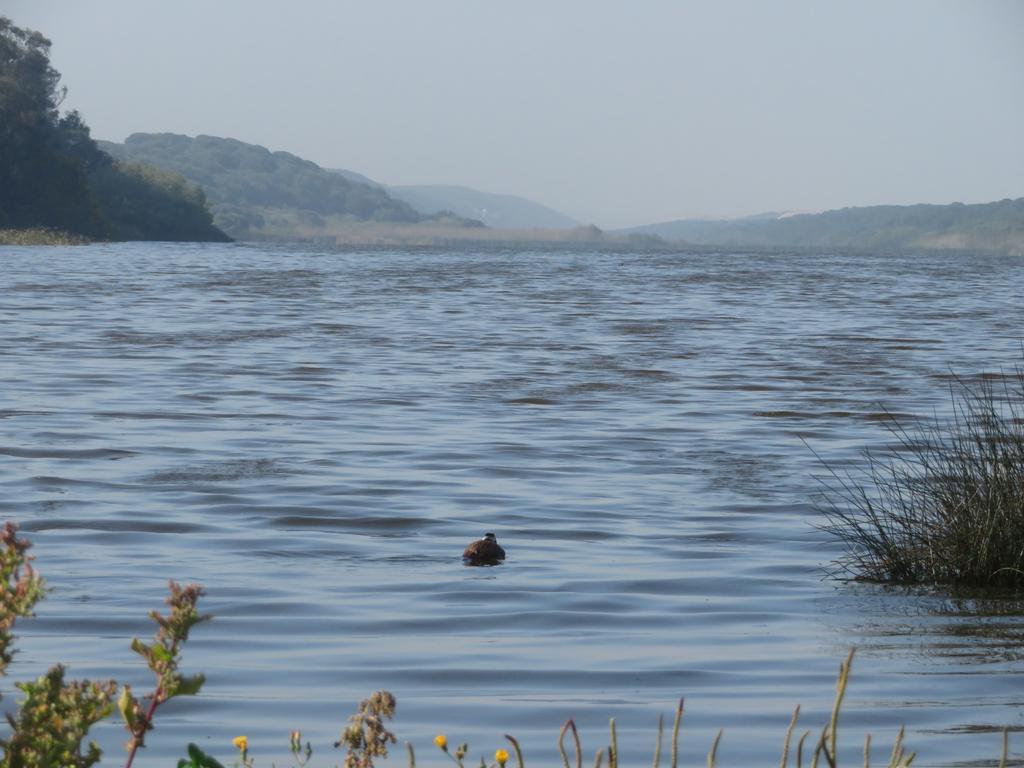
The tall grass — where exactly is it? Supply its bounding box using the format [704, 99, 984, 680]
[411, 650, 1007, 768]
[816, 365, 1024, 586]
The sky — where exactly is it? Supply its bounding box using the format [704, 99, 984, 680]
[5, 1, 1023, 229]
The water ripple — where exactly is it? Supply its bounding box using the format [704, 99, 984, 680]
[1, 243, 1023, 766]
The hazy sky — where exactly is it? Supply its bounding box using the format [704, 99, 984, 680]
[6, 1, 1023, 228]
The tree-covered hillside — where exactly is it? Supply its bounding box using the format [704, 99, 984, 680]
[625, 199, 1024, 254]
[0, 17, 228, 242]
[100, 134, 425, 240]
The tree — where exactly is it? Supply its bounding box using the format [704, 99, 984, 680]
[0, 16, 228, 242]
[0, 17, 108, 235]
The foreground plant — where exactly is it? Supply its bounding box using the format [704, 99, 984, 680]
[229, 649, 1012, 768]
[1, 666, 117, 768]
[0, 522, 117, 768]
[336, 690, 397, 768]
[120, 581, 211, 767]
[290, 729, 313, 766]
[178, 742, 225, 768]
[0, 522, 211, 767]
[815, 366, 1024, 586]
[0, 522, 209, 767]
[0, 522, 45, 680]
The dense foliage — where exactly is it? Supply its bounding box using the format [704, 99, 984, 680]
[628, 199, 1024, 254]
[0, 17, 228, 242]
[100, 133, 424, 240]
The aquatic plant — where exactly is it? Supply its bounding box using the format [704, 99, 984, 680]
[815, 365, 1024, 586]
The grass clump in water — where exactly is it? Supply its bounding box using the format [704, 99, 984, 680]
[816, 365, 1024, 586]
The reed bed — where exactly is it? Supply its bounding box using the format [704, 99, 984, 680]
[0, 227, 88, 245]
[815, 365, 1024, 587]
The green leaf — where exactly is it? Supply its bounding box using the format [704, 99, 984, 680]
[151, 643, 173, 663]
[182, 743, 225, 768]
[173, 673, 205, 697]
[130, 637, 150, 657]
[117, 685, 137, 729]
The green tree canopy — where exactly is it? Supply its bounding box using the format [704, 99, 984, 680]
[0, 16, 228, 241]
[0, 18, 106, 233]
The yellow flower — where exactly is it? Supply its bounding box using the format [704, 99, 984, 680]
[434, 734, 449, 750]
[233, 735, 248, 752]
[495, 748, 510, 766]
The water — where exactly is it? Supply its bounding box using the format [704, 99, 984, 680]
[1, 243, 1023, 767]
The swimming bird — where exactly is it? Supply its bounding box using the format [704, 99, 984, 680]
[462, 532, 506, 565]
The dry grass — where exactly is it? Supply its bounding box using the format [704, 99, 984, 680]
[0, 228, 88, 245]
[402, 650, 1011, 768]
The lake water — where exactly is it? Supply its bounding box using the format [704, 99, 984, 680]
[2, 243, 1023, 767]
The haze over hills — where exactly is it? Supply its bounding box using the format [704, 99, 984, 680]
[100, 133, 598, 243]
[99, 133, 485, 241]
[92, 134, 1023, 253]
[330, 169, 579, 230]
[388, 185, 579, 230]
[620, 199, 1024, 255]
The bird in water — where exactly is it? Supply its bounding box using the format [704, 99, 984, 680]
[462, 532, 505, 565]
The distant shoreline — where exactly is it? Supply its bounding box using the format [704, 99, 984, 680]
[4, 224, 1019, 258]
[0, 228, 89, 246]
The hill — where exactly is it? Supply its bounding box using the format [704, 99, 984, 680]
[100, 134, 433, 241]
[0, 17, 228, 243]
[328, 170, 579, 230]
[623, 199, 1024, 254]
[330, 168, 384, 189]
[386, 184, 578, 230]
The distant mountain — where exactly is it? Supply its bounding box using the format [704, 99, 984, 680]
[622, 199, 1024, 254]
[100, 133, 425, 240]
[330, 168, 384, 189]
[327, 170, 579, 230]
[386, 185, 579, 230]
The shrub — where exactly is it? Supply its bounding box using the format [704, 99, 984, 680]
[0, 522, 208, 768]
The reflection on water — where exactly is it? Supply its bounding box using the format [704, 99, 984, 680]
[1, 243, 1023, 766]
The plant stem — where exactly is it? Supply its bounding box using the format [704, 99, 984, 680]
[124, 686, 162, 768]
